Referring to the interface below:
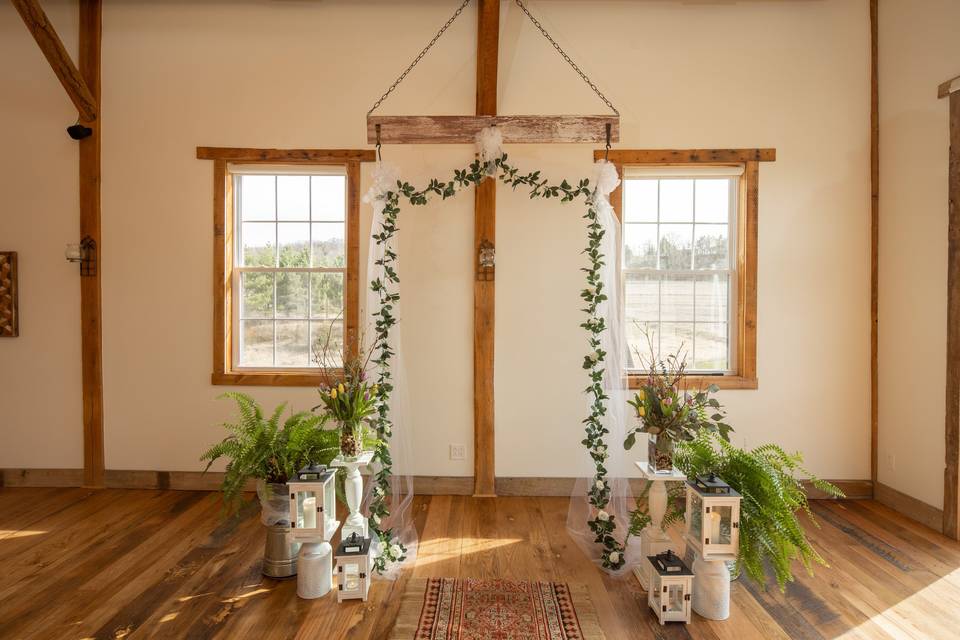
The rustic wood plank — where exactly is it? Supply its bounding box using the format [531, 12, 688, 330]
[367, 115, 620, 144]
[196, 147, 375, 162]
[938, 74, 960, 99]
[598, 149, 775, 164]
[739, 161, 759, 386]
[212, 160, 229, 380]
[79, 0, 103, 488]
[346, 159, 361, 360]
[945, 90, 960, 539]
[472, 0, 499, 499]
[871, 0, 880, 491]
[0, 252, 19, 337]
[10, 0, 98, 122]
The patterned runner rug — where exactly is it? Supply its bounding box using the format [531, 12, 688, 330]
[390, 577, 605, 640]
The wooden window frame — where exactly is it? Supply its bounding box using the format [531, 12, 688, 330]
[597, 149, 776, 391]
[198, 147, 375, 386]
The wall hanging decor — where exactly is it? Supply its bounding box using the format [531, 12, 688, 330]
[0, 251, 18, 337]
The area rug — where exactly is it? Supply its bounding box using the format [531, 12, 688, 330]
[389, 577, 605, 640]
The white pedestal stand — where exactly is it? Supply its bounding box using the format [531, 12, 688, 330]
[632, 462, 686, 591]
[331, 451, 374, 540]
[690, 546, 731, 620]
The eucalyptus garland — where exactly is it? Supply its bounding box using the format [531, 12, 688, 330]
[365, 153, 626, 573]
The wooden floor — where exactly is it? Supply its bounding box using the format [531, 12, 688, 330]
[2, 490, 960, 640]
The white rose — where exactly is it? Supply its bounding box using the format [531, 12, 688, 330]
[390, 544, 403, 557]
[609, 551, 620, 564]
[597, 510, 610, 522]
[588, 351, 601, 362]
[595, 480, 605, 490]
[371, 514, 381, 525]
[584, 286, 596, 296]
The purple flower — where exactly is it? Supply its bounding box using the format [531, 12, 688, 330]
[663, 397, 673, 407]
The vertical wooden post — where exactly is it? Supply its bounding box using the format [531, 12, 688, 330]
[943, 80, 960, 539]
[870, 0, 880, 492]
[79, 0, 104, 488]
[473, 0, 498, 497]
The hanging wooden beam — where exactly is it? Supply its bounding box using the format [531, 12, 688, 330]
[473, 0, 498, 498]
[79, 0, 103, 488]
[10, 0, 98, 122]
[367, 115, 619, 145]
[943, 75, 960, 539]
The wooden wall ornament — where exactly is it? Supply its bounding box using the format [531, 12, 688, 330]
[0, 252, 19, 337]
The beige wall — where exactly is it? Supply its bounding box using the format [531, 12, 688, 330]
[2, 0, 870, 482]
[878, 0, 960, 509]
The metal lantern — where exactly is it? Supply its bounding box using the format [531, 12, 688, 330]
[647, 550, 694, 625]
[288, 464, 338, 542]
[684, 473, 741, 561]
[335, 532, 372, 602]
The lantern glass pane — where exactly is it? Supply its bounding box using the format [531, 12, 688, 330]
[689, 493, 703, 539]
[714, 505, 733, 544]
[324, 481, 335, 529]
[668, 584, 685, 612]
[343, 562, 360, 590]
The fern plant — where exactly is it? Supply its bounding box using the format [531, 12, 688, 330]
[649, 430, 843, 591]
[200, 392, 339, 512]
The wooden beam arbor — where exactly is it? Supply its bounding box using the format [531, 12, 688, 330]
[942, 73, 960, 539]
[367, 115, 619, 145]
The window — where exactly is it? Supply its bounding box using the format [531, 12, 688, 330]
[603, 149, 773, 390]
[623, 167, 739, 374]
[200, 147, 374, 386]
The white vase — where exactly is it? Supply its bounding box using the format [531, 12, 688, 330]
[297, 542, 333, 599]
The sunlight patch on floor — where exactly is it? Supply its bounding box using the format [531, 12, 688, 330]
[0, 529, 47, 539]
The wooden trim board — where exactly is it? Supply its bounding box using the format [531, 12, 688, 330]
[870, 0, 880, 493]
[367, 115, 619, 144]
[599, 149, 775, 164]
[943, 85, 960, 539]
[196, 148, 375, 162]
[875, 482, 944, 533]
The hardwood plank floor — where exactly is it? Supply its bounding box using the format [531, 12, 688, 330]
[1, 490, 959, 639]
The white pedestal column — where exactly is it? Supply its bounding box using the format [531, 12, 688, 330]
[632, 462, 686, 591]
[331, 451, 374, 540]
[692, 549, 731, 620]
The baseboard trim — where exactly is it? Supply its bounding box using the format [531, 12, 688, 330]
[1, 468, 872, 499]
[874, 481, 944, 533]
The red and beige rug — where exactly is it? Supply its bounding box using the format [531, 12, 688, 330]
[390, 578, 605, 640]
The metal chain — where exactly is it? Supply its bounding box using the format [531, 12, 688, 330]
[367, 0, 473, 115]
[513, 0, 619, 116]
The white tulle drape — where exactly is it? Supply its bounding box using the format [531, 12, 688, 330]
[361, 161, 418, 572]
[566, 160, 641, 575]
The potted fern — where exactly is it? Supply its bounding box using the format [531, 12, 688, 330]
[201, 392, 339, 577]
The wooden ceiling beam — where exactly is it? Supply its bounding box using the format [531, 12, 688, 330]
[10, 0, 98, 122]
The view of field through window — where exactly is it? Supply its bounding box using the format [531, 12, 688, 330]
[235, 172, 346, 369]
[623, 176, 735, 373]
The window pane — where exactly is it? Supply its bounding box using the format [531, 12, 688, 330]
[276, 272, 309, 319]
[242, 223, 276, 267]
[312, 320, 344, 368]
[241, 272, 274, 319]
[624, 179, 657, 223]
[694, 224, 728, 270]
[624, 224, 657, 269]
[625, 273, 659, 322]
[695, 275, 728, 323]
[695, 179, 730, 223]
[276, 320, 309, 367]
[311, 272, 344, 319]
[694, 323, 728, 371]
[312, 222, 346, 268]
[659, 179, 693, 222]
[626, 320, 656, 370]
[660, 322, 694, 363]
[311, 176, 345, 221]
[278, 223, 310, 267]
[661, 276, 695, 321]
[240, 320, 274, 366]
[277, 176, 310, 221]
[240, 175, 275, 221]
[659, 224, 693, 270]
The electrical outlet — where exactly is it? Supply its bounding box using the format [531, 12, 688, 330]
[450, 444, 466, 461]
[888, 453, 896, 471]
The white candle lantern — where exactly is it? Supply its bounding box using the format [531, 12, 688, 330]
[335, 532, 372, 602]
[647, 550, 694, 625]
[684, 473, 741, 561]
[288, 464, 339, 542]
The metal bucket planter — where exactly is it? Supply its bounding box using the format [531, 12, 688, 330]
[258, 481, 300, 579]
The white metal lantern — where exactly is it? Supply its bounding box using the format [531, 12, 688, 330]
[288, 464, 339, 542]
[335, 532, 372, 602]
[684, 473, 741, 561]
[647, 550, 694, 625]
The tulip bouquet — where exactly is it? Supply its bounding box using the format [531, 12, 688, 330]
[625, 340, 732, 472]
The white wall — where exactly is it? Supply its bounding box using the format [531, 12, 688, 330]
[0, 1, 83, 469]
[1, 0, 871, 482]
[878, 0, 960, 509]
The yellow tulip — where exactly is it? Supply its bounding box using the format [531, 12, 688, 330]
[338, 383, 345, 394]
[638, 406, 646, 417]
[330, 389, 338, 399]
[638, 390, 645, 400]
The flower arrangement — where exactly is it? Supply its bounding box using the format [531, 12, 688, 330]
[625, 340, 732, 471]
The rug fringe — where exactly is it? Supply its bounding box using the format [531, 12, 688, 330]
[568, 582, 606, 640]
[389, 577, 429, 640]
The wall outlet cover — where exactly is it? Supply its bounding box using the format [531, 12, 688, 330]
[449, 444, 466, 460]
